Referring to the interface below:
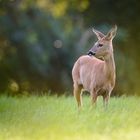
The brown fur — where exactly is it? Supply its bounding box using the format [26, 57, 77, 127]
[72, 25, 117, 108]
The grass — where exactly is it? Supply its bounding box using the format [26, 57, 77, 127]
[0, 95, 140, 140]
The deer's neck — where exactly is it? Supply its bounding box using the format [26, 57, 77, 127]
[104, 53, 116, 80]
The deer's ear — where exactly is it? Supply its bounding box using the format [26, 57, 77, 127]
[105, 25, 117, 40]
[92, 28, 105, 40]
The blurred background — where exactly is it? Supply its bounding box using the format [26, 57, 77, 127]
[0, 0, 140, 96]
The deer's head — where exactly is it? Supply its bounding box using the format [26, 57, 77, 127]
[88, 25, 117, 60]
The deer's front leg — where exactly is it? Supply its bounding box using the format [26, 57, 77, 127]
[103, 94, 110, 108]
[91, 91, 98, 107]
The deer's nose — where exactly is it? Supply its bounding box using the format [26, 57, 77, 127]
[87, 51, 96, 56]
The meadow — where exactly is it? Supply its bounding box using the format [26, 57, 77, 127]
[0, 95, 140, 140]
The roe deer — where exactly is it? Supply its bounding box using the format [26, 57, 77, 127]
[72, 25, 117, 108]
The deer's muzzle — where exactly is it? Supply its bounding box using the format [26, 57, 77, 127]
[87, 51, 96, 56]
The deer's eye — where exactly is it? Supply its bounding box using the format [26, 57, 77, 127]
[98, 44, 103, 47]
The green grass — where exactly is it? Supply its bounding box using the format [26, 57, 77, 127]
[0, 95, 140, 140]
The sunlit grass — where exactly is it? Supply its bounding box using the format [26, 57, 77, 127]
[0, 95, 140, 140]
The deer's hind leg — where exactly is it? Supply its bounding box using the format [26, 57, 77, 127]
[73, 84, 83, 108]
